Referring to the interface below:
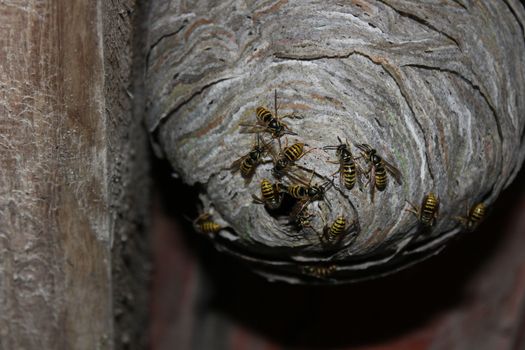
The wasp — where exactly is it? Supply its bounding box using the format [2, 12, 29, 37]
[193, 212, 222, 235]
[288, 207, 314, 231]
[271, 141, 315, 180]
[323, 136, 362, 190]
[282, 142, 307, 163]
[240, 90, 299, 141]
[252, 178, 284, 210]
[287, 173, 334, 223]
[226, 134, 270, 184]
[300, 265, 337, 279]
[455, 202, 486, 232]
[406, 192, 440, 227]
[320, 214, 358, 245]
[355, 143, 402, 202]
[285, 175, 332, 204]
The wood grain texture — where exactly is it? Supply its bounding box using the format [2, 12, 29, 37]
[0, 0, 148, 348]
[145, 0, 525, 282]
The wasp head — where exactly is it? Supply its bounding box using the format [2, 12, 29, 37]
[307, 186, 322, 199]
[272, 158, 289, 178]
[249, 148, 262, 161]
[336, 143, 347, 157]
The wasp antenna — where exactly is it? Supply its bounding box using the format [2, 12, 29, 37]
[322, 179, 335, 191]
[307, 146, 323, 154]
[354, 143, 369, 152]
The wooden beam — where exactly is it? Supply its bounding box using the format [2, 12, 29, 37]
[0, 0, 148, 349]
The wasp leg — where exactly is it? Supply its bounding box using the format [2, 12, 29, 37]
[296, 147, 318, 161]
[453, 215, 469, 227]
[292, 164, 328, 184]
[404, 201, 420, 217]
[354, 163, 365, 190]
[326, 159, 340, 164]
[281, 113, 303, 120]
[252, 194, 265, 205]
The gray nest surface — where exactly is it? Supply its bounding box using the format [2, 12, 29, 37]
[145, 0, 525, 283]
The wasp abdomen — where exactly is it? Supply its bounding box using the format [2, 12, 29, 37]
[341, 163, 357, 189]
[301, 265, 337, 279]
[240, 158, 255, 177]
[328, 216, 346, 240]
[255, 178, 283, 209]
[287, 184, 308, 200]
[256, 106, 273, 124]
[470, 203, 485, 221]
[283, 143, 305, 162]
[374, 163, 388, 191]
[199, 221, 221, 234]
[261, 179, 275, 199]
[420, 193, 439, 226]
[468, 203, 486, 231]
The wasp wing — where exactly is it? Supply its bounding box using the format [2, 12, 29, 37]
[369, 166, 377, 203]
[226, 155, 247, 173]
[382, 158, 403, 185]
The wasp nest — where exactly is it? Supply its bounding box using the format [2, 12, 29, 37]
[145, 1, 525, 283]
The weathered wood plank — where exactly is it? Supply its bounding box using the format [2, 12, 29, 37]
[0, 0, 148, 349]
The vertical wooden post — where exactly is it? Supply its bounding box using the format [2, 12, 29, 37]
[0, 1, 148, 349]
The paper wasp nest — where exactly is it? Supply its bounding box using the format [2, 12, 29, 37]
[145, 0, 525, 283]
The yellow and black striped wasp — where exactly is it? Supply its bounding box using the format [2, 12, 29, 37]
[271, 141, 315, 181]
[287, 206, 315, 231]
[406, 192, 440, 228]
[192, 212, 223, 235]
[226, 133, 271, 184]
[239, 90, 300, 144]
[285, 170, 333, 203]
[320, 214, 358, 245]
[252, 178, 284, 210]
[323, 136, 362, 191]
[455, 202, 486, 232]
[300, 264, 337, 280]
[355, 143, 403, 202]
[286, 172, 334, 224]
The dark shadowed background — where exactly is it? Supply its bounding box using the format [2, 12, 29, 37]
[150, 157, 525, 350]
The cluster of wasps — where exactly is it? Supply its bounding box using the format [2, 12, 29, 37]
[192, 92, 488, 279]
[406, 192, 486, 234]
[220, 91, 414, 247]
[231, 97, 364, 245]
